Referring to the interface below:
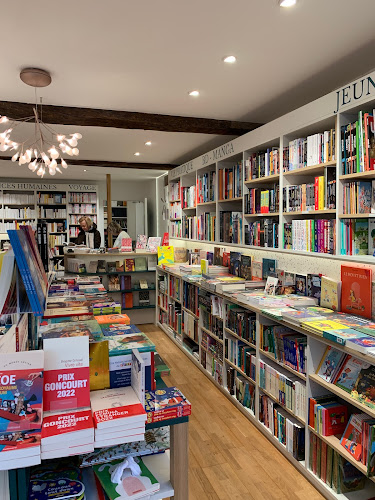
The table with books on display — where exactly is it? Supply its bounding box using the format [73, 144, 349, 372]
[156, 245, 375, 499]
[0, 228, 190, 500]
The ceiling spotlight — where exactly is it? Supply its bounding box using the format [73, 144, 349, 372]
[223, 56, 236, 64]
[188, 90, 200, 97]
[145, 141, 152, 146]
[84, 169, 87, 172]
[279, 0, 297, 6]
[134, 152, 140, 156]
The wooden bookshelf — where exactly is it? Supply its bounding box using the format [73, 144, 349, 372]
[339, 213, 375, 219]
[197, 200, 216, 206]
[201, 325, 224, 345]
[225, 358, 256, 385]
[283, 209, 336, 216]
[244, 173, 279, 185]
[218, 196, 243, 203]
[182, 306, 198, 319]
[283, 160, 336, 177]
[260, 349, 306, 381]
[309, 374, 375, 419]
[260, 387, 306, 425]
[224, 327, 256, 349]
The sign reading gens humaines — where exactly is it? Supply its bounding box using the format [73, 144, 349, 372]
[0, 182, 97, 191]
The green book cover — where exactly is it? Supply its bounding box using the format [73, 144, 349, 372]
[326, 445, 333, 487]
[135, 257, 147, 272]
[353, 220, 368, 255]
[93, 456, 159, 499]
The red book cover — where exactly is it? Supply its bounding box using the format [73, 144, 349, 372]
[323, 404, 348, 436]
[222, 252, 230, 267]
[321, 441, 328, 483]
[124, 293, 133, 309]
[41, 409, 93, 441]
[340, 414, 368, 461]
[125, 259, 135, 272]
[341, 264, 372, 319]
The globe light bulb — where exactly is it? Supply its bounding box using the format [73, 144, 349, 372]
[50, 159, 57, 169]
[11, 152, 19, 162]
[61, 159, 68, 169]
[49, 167, 56, 176]
[67, 138, 78, 147]
[28, 160, 37, 171]
[57, 135, 65, 142]
[49, 147, 59, 159]
[37, 166, 45, 176]
[73, 133, 82, 139]
[0, 116, 8, 124]
[65, 146, 73, 156]
[72, 148, 79, 156]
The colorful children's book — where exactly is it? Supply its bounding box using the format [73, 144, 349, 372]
[295, 274, 307, 296]
[96, 314, 130, 326]
[340, 414, 369, 461]
[335, 356, 370, 393]
[320, 276, 341, 311]
[316, 346, 347, 383]
[28, 478, 85, 500]
[101, 324, 141, 337]
[147, 237, 161, 253]
[341, 264, 372, 319]
[144, 387, 191, 423]
[107, 333, 156, 356]
[353, 364, 375, 409]
[125, 259, 135, 272]
[322, 328, 363, 346]
[157, 246, 174, 265]
[121, 238, 132, 252]
[40, 319, 103, 342]
[136, 235, 147, 250]
[346, 335, 375, 355]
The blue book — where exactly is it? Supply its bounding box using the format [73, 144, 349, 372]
[262, 258, 276, 279]
[102, 324, 141, 336]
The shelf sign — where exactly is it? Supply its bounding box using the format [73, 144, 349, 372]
[202, 142, 235, 165]
[0, 182, 97, 191]
[334, 74, 375, 114]
[169, 160, 194, 180]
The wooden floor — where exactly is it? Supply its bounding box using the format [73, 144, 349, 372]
[141, 324, 325, 500]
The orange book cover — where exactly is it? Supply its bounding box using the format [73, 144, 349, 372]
[341, 264, 372, 319]
[124, 292, 133, 309]
[125, 258, 135, 272]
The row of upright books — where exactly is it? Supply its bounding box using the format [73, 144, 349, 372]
[181, 185, 196, 208]
[244, 186, 279, 214]
[342, 180, 375, 214]
[341, 218, 375, 256]
[283, 219, 336, 254]
[197, 171, 216, 204]
[284, 129, 336, 171]
[245, 219, 279, 248]
[220, 211, 242, 244]
[218, 162, 243, 200]
[341, 110, 375, 175]
[244, 149, 280, 180]
[182, 213, 216, 241]
[283, 174, 336, 212]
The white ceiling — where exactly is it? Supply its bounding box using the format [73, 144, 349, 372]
[1, 0, 375, 180]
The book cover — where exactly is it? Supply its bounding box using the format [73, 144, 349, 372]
[341, 264, 372, 319]
[173, 247, 187, 263]
[131, 349, 145, 407]
[28, 478, 85, 500]
[353, 364, 375, 409]
[109, 351, 153, 391]
[340, 414, 368, 461]
[316, 346, 346, 383]
[134, 257, 147, 272]
[307, 274, 321, 302]
[222, 251, 230, 268]
[107, 333, 155, 356]
[157, 246, 174, 265]
[295, 274, 307, 296]
[40, 320, 103, 342]
[320, 276, 341, 311]
[346, 335, 375, 354]
[125, 259, 135, 272]
[358, 182, 372, 213]
[136, 235, 147, 250]
[41, 409, 94, 443]
[262, 258, 276, 279]
[322, 328, 363, 346]
[251, 261, 263, 281]
[144, 387, 191, 422]
[96, 314, 130, 326]
[93, 456, 159, 499]
[213, 247, 222, 266]
[284, 272, 295, 286]
[102, 324, 141, 337]
[90, 387, 146, 427]
[0, 351, 43, 433]
[43, 336, 90, 412]
[121, 238, 132, 252]
[147, 237, 161, 253]
[89, 340, 110, 391]
[240, 255, 252, 280]
[368, 219, 375, 256]
[353, 220, 369, 255]
[229, 252, 241, 276]
[335, 356, 369, 393]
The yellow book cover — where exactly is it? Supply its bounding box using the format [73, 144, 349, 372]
[201, 259, 209, 275]
[89, 340, 110, 391]
[301, 319, 349, 333]
[318, 176, 325, 210]
[158, 246, 174, 265]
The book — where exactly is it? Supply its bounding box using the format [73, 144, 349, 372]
[229, 251, 241, 276]
[307, 274, 321, 302]
[320, 276, 341, 311]
[89, 340, 110, 391]
[125, 259, 135, 272]
[262, 258, 276, 279]
[121, 238, 132, 252]
[107, 333, 156, 356]
[316, 346, 347, 383]
[240, 255, 252, 280]
[41, 409, 94, 445]
[341, 264, 372, 319]
[90, 387, 147, 429]
[335, 356, 370, 393]
[353, 364, 375, 409]
[158, 246, 174, 265]
[295, 274, 307, 296]
[147, 237, 161, 253]
[93, 456, 160, 499]
[131, 349, 145, 406]
[173, 247, 187, 263]
[346, 335, 375, 355]
[251, 261, 263, 281]
[144, 387, 191, 423]
[222, 251, 230, 267]
[340, 413, 369, 461]
[43, 336, 90, 413]
[136, 235, 147, 250]
[101, 324, 141, 336]
[40, 319, 103, 342]
[96, 314, 130, 326]
[28, 478, 85, 499]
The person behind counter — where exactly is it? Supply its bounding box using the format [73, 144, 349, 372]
[107, 221, 131, 248]
[76, 216, 101, 248]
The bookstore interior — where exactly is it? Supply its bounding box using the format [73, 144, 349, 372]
[3, 2, 375, 499]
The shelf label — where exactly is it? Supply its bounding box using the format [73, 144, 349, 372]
[334, 73, 375, 114]
[0, 182, 97, 191]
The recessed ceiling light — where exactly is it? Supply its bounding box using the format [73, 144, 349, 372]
[145, 141, 152, 146]
[188, 90, 200, 97]
[84, 169, 87, 171]
[223, 55, 236, 64]
[279, 0, 297, 7]
[134, 152, 140, 156]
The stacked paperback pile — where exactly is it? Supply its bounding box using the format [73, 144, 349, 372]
[91, 385, 147, 448]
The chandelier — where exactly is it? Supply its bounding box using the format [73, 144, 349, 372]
[0, 68, 83, 177]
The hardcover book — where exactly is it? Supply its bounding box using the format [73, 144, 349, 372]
[307, 274, 321, 302]
[341, 264, 372, 319]
[295, 274, 307, 296]
[125, 259, 135, 272]
[316, 346, 346, 383]
[320, 276, 341, 311]
[335, 356, 370, 393]
[136, 235, 147, 250]
[240, 255, 252, 280]
[229, 252, 241, 277]
[251, 261, 263, 281]
[262, 258, 276, 279]
[157, 246, 174, 265]
[147, 237, 161, 253]
[340, 414, 369, 461]
[134, 257, 147, 272]
[121, 238, 132, 252]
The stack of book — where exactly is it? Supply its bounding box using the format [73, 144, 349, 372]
[144, 387, 192, 423]
[91, 386, 147, 448]
[41, 409, 94, 460]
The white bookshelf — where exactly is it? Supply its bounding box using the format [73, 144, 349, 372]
[156, 265, 375, 499]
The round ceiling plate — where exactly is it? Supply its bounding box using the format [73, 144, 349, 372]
[20, 68, 52, 88]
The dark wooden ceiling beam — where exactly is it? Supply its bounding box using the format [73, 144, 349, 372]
[0, 101, 260, 135]
[0, 156, 175, 171]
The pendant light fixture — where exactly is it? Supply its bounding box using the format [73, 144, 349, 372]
[0, 68, 83, 177]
